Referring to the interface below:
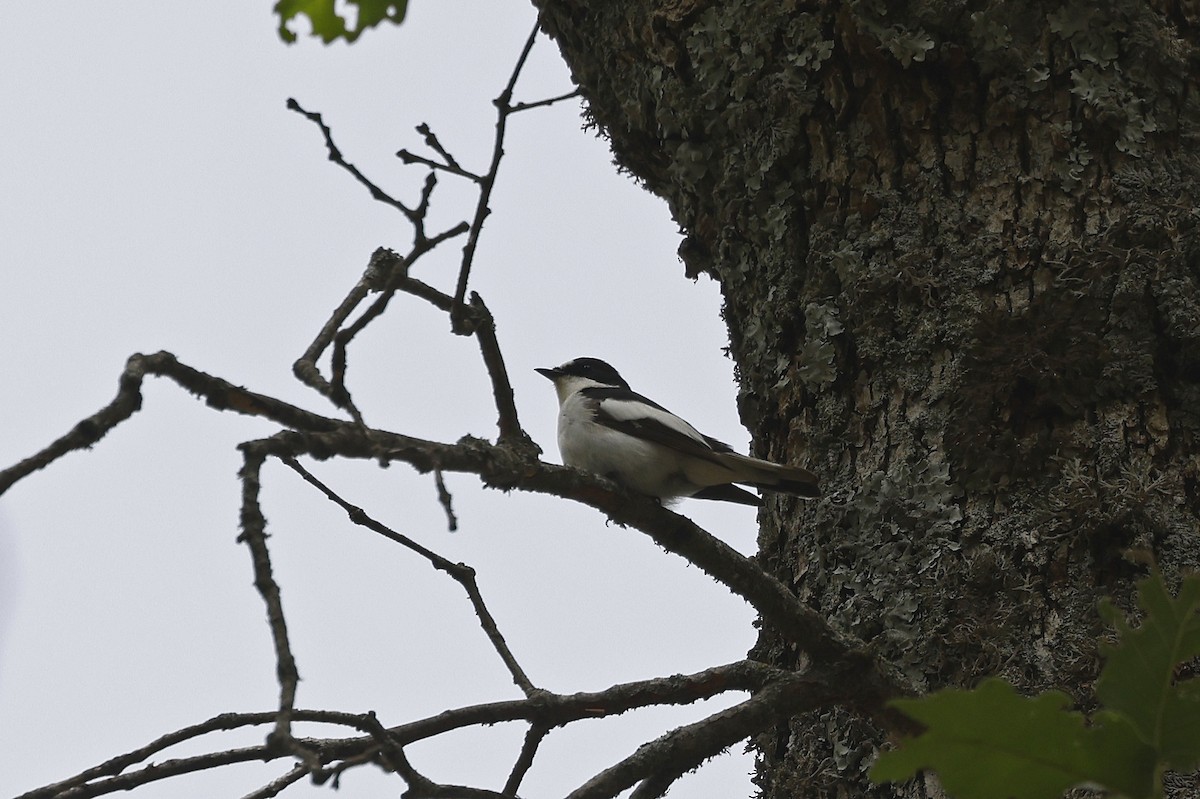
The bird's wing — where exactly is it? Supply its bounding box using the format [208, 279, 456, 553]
[582, 386, 820, 498]
[582, 387, 731, 464]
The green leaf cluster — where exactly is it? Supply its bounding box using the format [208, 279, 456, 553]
[871, 572, 1200, 799]
[275, 0, 408, 44]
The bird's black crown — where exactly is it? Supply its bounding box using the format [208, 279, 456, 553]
[550, 357, 630, 389]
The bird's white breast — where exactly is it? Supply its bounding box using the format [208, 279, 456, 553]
[556, 392, 694, 498]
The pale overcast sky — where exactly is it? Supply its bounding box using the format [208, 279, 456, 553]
[1, 2, 770, 796]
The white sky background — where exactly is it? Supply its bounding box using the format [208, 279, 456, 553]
[0, 2, 770, 797]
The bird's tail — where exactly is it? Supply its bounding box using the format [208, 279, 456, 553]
[723, 453, 820, 498]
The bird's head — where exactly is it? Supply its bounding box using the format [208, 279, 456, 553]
[536, 357, 630, 402]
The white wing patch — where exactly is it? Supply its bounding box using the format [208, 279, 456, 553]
[595, 396, 711, 448]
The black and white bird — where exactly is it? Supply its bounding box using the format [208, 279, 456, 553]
[536, 357, 819, 506]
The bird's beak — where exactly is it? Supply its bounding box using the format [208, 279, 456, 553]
[535, 367, 561, 380]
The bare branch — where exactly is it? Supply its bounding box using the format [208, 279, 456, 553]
[377, 256, 531, 446]
[417, 122, 462, 170]
[21, 745, 276, 799]
[362, 712, 511, 799]
[17, 711, 277, 799]
[292, 275, 373, 405]
[567, 670, 838, 799]
[415, 170, 438, 218]
[0, 351, 339, 497]
[396, 147, 483, 182]
[434, 469, 459, 531]
[510, 88, 582, 114]
[396, 122, 484, 182]
[18, 662, 786, 799]
[240, 764, 310, 799]
[449, 22, 541, 333]
[291, 242, 465, 423]
[2, 346, 910, 726]
[237, 448, 308, 756]
[288, 428, 915, 728]
[0, 355, 145, 495]
[3, 346, 911, 723]
[467, 292, 535, 447]
[288, 35, 548, 440]
[261, 430, 895, 679]
[395, 269, 453, 310]
[280, 456, 539, 696]
[1, 19, 892, 799]
[286, 98, 420, 227]
[303, 241, 459, 421]
[400, 660, 775, 741]
[503, 724, 549, 797]
[328, 322, 367, 426]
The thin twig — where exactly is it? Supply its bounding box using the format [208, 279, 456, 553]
[388, 270, 530, 446]
[415, 171, 438, 218]
[434, 469, 459, 531]
[417, 123, 462, 170]
[289, 27, 543, 438]
[450, 22, 541, 332]
[389, 660, 782, 743]
[286, 98, 420, 227]
[511, 88, 582, 114]
[628, 771, 678, 799]
[0, 351, 340, 497]
[329, 324, 367, 426]
[396, 148, 483, 181]
[237, 448, 307, 753]
[302, 241, 455, 415]
[281, 456, 539, 696]
[292, 247, 409, 417]
[468, 292, 534, 447]
[503, 723, 549, 796]
[283, 100, 473, 421]
[17, 662, 788, 799]
[240, 763, 310, 799]
[566, 671, 836, 799]
[17, 711, 278, 799]
[293, 277, 373, 403]
[362, 712, 513, 799]
[395, 122, 478, 181]
[359, 711, 428, 790]
[30, 747, 279, 799]
[289, 244, 464, 422]
[0, 355, 145, 495]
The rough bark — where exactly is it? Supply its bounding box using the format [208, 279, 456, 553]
[536, 0, 1200, 796]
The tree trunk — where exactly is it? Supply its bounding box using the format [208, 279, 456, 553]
[535, 1, 1200, 796]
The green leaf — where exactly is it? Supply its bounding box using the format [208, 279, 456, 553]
[275, 0, 408, 44]
[1097, 573, 1200, 770]
[871, 679, 1156, 799]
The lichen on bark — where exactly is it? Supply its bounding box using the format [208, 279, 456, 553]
[535, 0, 1200, 795]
